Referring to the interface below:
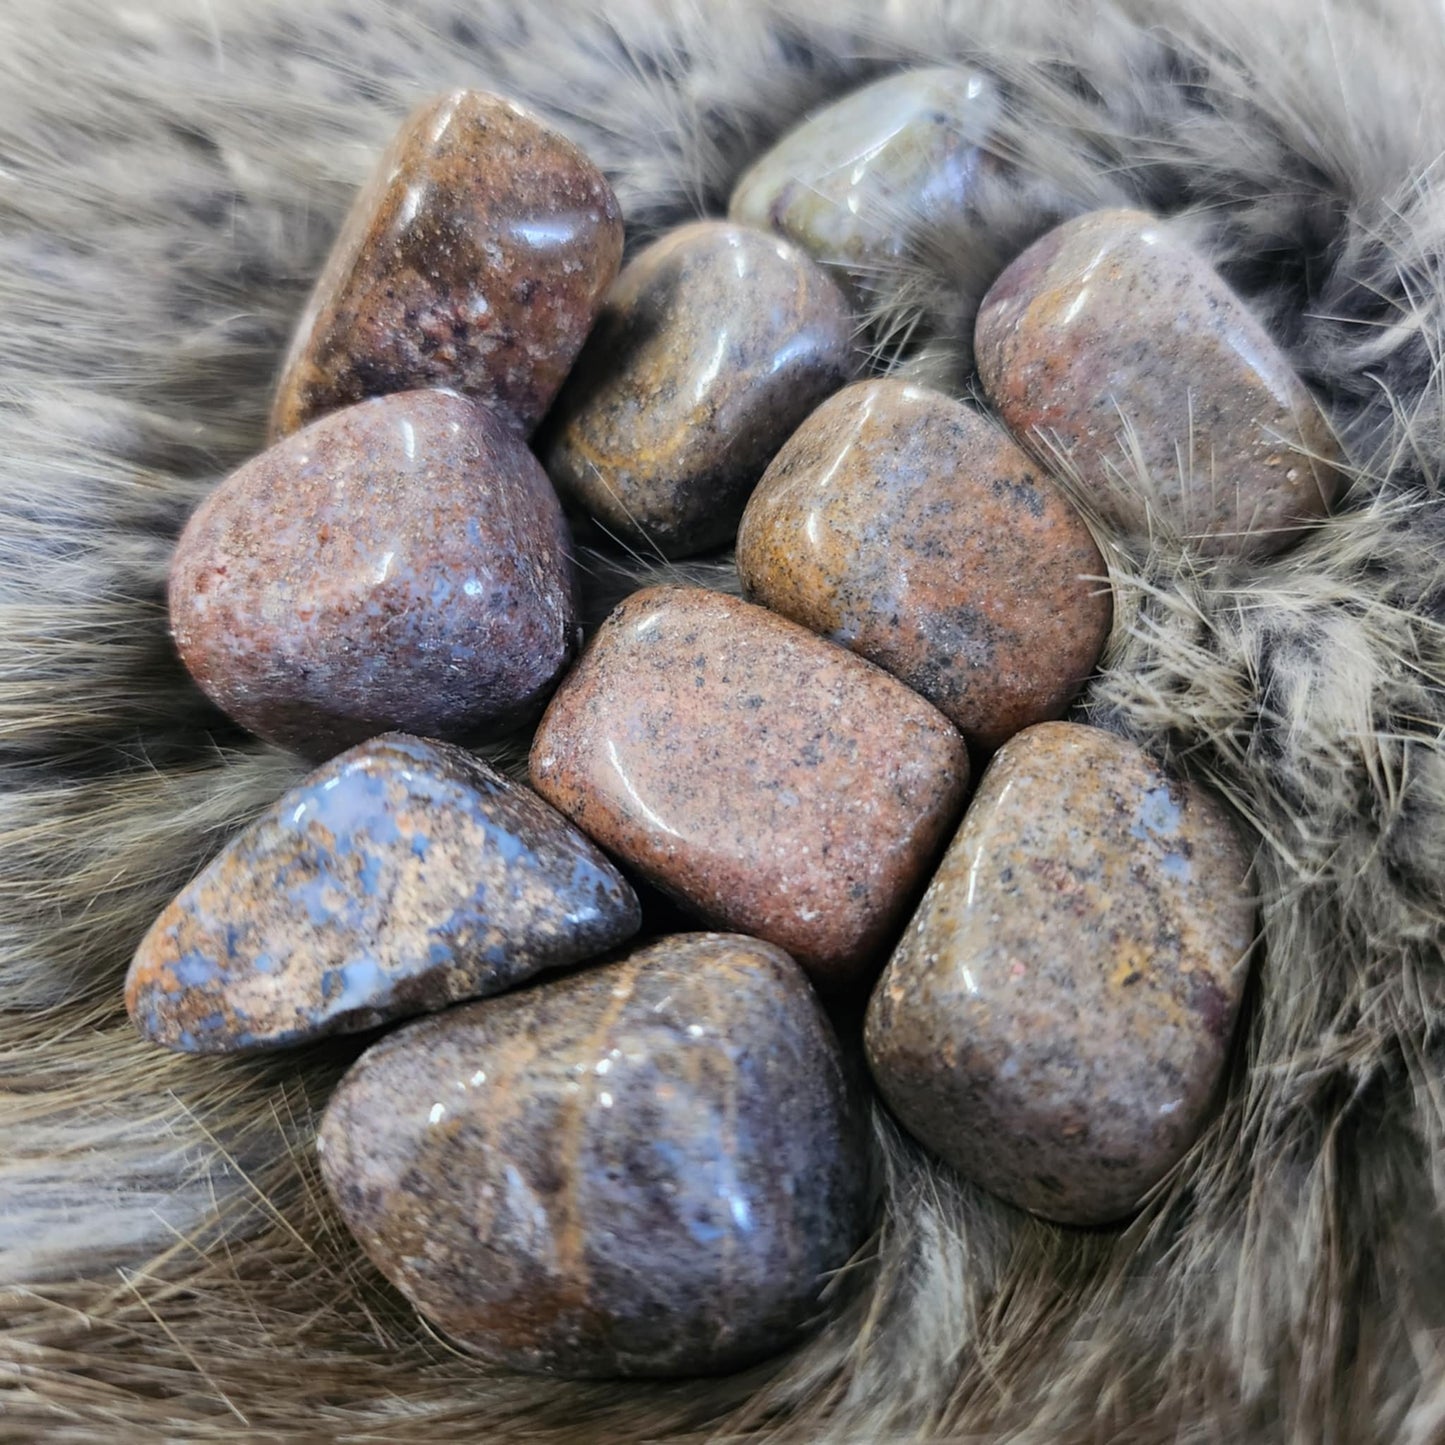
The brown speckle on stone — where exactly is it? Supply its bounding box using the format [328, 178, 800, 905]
[864, 721, 1256, 1225]
[975, 208, 1343, 555]
[271, 89, 624, 439]
[170, 389, 578, 759]
[529, 586, 969, 987]
[737, 379, 1112, 750]
[316, 933, 871, 1377]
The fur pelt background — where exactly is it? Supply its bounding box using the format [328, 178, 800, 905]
[3, 0, 1445, 1439]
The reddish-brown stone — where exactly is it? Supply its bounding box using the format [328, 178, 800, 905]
[975, 208, 1343, 555]
[529, 587, 969, 987]
[171, 389, 578, 759]
[865, 722, 1256, 1225]
[316, 933, 871, 1377]
[271, 89, 623, 440]
[126, 734, 640, 1053]
[541, 221, 856, 558]
[737, 379, 1112, 749]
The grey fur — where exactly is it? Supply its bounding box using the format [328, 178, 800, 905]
[2, 0, 1443, 1439]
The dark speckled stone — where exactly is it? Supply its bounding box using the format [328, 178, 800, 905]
[316, 933, 870, 1377]
[530, 587, 969, 988]
[541, 221, 856, 558]
[975, 208, 1343, 555]
[271, 89, 623, 439]
[170, 389, 578, 760]
[864, 722, 1255, 1225]
[125, 734, 640, 1053]
[737, 379, 1112, 750]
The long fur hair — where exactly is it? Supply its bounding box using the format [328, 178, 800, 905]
[3, 0, 1444, 1439]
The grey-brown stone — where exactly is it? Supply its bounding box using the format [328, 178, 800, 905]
[975, 208, 1342, 555]
[729, 67, 999, 282]
[126, 734, 640, 1052]
[865, 722, 1255, 1224]
[317, 933, 870, 1376]
[541, 221, 855, 558]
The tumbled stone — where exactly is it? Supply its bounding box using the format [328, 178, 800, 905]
[271, 89, 623, 440]
[737, 379, 1112, 750]
[126, 734, 640, 1053]
[865, 722, 1255, 1225]
[530, 587, 968, 987]
[171, 389, 578, 758]
[541, 221, 855, 558]
[729, 67, 999, 280]
[317, 933, 870, 1377]
[975, 208, 1342, 555]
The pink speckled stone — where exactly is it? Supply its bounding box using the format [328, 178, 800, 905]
[975, 208, 1343, 555]
[866, 722, 1255, 1224]
[530, 587, 969, 988]
[171, 390, 578, 759]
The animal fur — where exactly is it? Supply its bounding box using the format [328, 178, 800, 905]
[2, 0, 1444, 1439]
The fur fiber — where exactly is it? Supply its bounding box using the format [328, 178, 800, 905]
[3, 0, 1445, 1438]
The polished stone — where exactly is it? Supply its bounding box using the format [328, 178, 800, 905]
[737, 379, 1112, 749]
[271, 89, 624, 440]
[171, 389, 578, 758]
[975, 208, 1342, 555]
[541, 221, 855, 558]
[529, 587, 968, 987]
[317, 933, 870, 1376]
[126, 734, 641, 1053]
[865, 722, 1255, 1224]
[729, 67, 998, 279]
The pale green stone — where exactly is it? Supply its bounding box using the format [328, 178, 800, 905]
[729, 67, 999, 278]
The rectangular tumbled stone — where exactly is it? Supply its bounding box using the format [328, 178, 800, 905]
[529, 586, 969, 987]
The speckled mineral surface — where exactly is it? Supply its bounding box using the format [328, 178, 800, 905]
[530, 586, 969, 987]
[316, 932, 870, 1376]
[126, 734, 639, 1052]
[271, 89, 623, 439]
[737, 379, 1112, 749]
[974, 208, 1342, 554]
[170, 389, 578, 759]
[865, 721, 1255, 1224]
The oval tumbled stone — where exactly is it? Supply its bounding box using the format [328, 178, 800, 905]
[126, 734, 640, 1053]
[865, 722, 1255, 1225]
[975, 208, 1342, 555]
[729, 67, 999, 281]
[530, 587, 968, 987]
[737, 379, 1112, 750]
[541, 221, 855, 558]
[271, 89, 623, 439]
[317, 932, 870, 1376]
[171, 389, 578, 759]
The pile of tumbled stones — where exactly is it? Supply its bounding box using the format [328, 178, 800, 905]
[126, 71, 1340, 1378]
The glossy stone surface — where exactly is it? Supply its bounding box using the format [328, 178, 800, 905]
[271, 89, 623, 440]
[729, 67, 998, 279]
[530, 587, 968, 987]
[865, 722, 1255, 1225]
[737, 380, 1112, 750]
[171, 390, 578, 759]
[126, 735, 641, 1053]
[317, 933, 870, 1377]
[541, 221, 855, 558]
[975, 208, 1342, 555]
